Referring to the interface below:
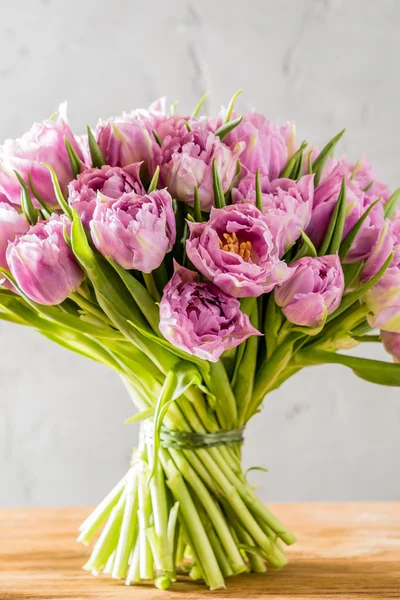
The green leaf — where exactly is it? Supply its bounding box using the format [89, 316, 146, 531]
[327, 251, 394, 322]
[245, 466, 269, 476]
[193, 186, 203, 222]
[152, 130, 162, 147]
[255, 169, 263, 211]
[280, 141, 307, 179]
[86, 125, 106, 168]
[183, 119, 192, 132]
[125, 407, 155, 424]
[192, 92, 209, 117]
[0, 267, 122, 340]
[233, 303, 259, 422]
[343, 261, 363, 290]
[290, 230, 317, 262]
[252, 332, 303, 407]
[150, 361, 203, 479]
[293, 348, 400, 386]
[312, 129, 345, 186]
[207, 360, 237, 429]
[42, 163, 72, 219]
[384, 187, 400, 219]
[224, 89, 243, 123]
[212, 159, 225, 209]
[14, 171, 38, 225]
[307, 150, 313, 175]
[64, 136, 82, 178]
[327, 177, 347, 254]
[127, 319, 208, 370]
[147, 166, 160, 193]
[224, 159, 242, 205]
[27, 173, 53, 214]
[214, 115, 243, 142]
[339, 198, 381, 260]
[318, 177, 346, 256]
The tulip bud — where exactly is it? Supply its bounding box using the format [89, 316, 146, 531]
[6, 215, 84, 305]
[159, 263, 261, 362]
[90, 189, 176, 273]
[274, 255, 344, 327]
[96, 116, 160, 179]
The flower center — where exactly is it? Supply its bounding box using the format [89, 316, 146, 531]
[219, 231, 252, 261]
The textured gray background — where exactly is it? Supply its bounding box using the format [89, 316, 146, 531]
[1, 0, 399, 506]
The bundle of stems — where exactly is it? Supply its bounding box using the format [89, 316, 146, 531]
[78, 374, 296, 590]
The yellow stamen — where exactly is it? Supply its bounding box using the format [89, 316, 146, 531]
[218, 231, 252, 261]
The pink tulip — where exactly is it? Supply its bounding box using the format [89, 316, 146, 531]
[365, 266, 400, 332]
[0, 202, 29, 286]
[274, 255, 344, 327]
[161, 129, 244, 211]
[6, 215, 84, 305]
[159, 263, 261, 362]
[382, 331, 400, 363]
[232, 173, 314, 255]
[223, 112, 295, 179]
[68, 163, 145, 227]
[186, 203, 292, 297]
[0, 103, 84, 208]
[95, 113, 160, 179]
[90, 189, 176, 273]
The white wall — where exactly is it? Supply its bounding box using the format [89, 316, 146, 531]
[1, 0, 399, 506]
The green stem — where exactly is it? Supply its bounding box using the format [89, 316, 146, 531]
[112, 470, 138, 579]
[208, 361, 237, 428]
[125, 536, 141, 585]
[138, 462, 154, 580]
[168, 448, 246, 574]
[160, 450, 225, 590]
[78, 473, 128, 544]
[84, 490, 126, 573]
[142, 272, 162, 302]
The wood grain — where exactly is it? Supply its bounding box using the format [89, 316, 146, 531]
[1, 504, 399, 599]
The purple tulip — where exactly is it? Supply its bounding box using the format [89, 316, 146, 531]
[306, 161, 366, 249]
[223, 112, 295, 179]
[95, 114, 160, 179]
[186, 203, 292, 297]
[365, 266, 400, 332]
[347, 158, 391, 203]
[232, 173, 314, 255]
[358, 221, 395, 282]
[274, 255, 344, 327]
[90, 189, 176, 273]
[382, 331, 400, 363]
[6, 215, 84, 305]
[0, 103, 84, 208]
[161, 129, 244, 211]
[68, 163, 145, 227]
[0, 202, 29, 286]
[159, 263, 261, 362]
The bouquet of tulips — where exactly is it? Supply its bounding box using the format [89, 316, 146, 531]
[1, 91, 400, 590]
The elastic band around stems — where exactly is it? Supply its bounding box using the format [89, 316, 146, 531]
[140, 420, 244, 450]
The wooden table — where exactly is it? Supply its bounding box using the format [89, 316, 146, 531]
[1, 504, 399, 599]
